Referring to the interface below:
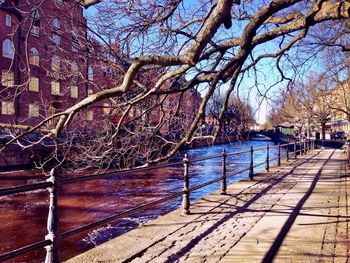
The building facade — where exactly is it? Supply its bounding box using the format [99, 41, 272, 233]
[0, 0, 202, 138]
[0, 0, 107, 130]
[329, 81, 350, 134]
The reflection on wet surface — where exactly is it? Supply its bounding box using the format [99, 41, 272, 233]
[0, 139, 283, 262]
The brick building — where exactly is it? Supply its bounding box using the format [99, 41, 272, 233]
[154, 88, 202, 136]
[0, 0, 106, 130]
[0, 0, 202, 137]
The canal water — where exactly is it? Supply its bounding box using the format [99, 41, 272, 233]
[0, 137, 283, 262]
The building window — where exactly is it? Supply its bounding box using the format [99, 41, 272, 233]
[88, 66, 93, 81]
[52, 56, 60, 71]
[5, 15, 11, 27]
[30, 25, 40, 37]
[71, 61, 79, 75]
[29, 48, 39, 66]
[2, 101, 15, 115]
[51, 81, 60, 95]
[28, 103, 39, 117]
[87, 110, 93, 121]
[31, 10, 40, 20]
[29, 77, 39, 92]
[103, 102, 110, 115]
[30, 10, 40, 37]
[72, 31, 79, 52]
[2, 39, 14, 59]
[70, 85, 78, 98]
[1, 70, 14, 87]
[55, 0, 64, 4]
[52, 34, 60, 45]
[52, 18, 60, 30]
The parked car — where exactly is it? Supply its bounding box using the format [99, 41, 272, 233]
[330, 131, 347, 140]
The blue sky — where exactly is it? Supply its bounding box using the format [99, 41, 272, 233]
[83, 1, 328, 124]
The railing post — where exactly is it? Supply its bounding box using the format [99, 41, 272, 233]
[305, 140, 310, 153]
[220, 149, 227, 195]
[294, 141, 297, 159]
[286, 143, 289, 161]
[45, 168, 61, 263]
[299, 141, 303, 156]
[249, 145, 254, 180]
[265, 144, 269, 172]
[277, 143, 281, 166]
[182, 154, 190, 215]
[304, 140, 307, 155]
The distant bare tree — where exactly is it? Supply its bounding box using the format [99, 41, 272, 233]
[267, 74, 333, 139]
[208, 93, 255, 135]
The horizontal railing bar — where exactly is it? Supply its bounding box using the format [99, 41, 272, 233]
[269, 156, 279, 162]
[251, 146, 267, 152]
[227, 166, 251, 177]
[226, 149, 251, 157]
[61, 190, 184, 239]
[227, 161, 250, 164]
[0, 181, 52, 196]
[61, 161, 184, 184]
[188, 177, 223, 192]
[189, 154, 222, 163]
[253, 161, 266, 168]
[0, 239, 51, 261]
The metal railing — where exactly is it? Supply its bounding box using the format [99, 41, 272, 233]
[0, 139, 315, 262]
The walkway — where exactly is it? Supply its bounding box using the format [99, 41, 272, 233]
[66, 149, 350, 263]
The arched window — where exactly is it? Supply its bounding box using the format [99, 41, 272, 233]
[31, 10, 40, 20]
[53, 18, 60, 30]
[29, 48, 39, 66]
[31, 10, 40, 36]
[71, 30, 79, 52]
[2, 39, 14, 59]
[52, 34, 60, 45]
[52, 55, 60, 71]
[88, 66, 93, 81]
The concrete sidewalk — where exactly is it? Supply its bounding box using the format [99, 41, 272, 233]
[66, 149, 350, 263]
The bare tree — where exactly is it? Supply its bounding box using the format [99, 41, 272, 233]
[208, 93, 255, 135]
[267, 74, 333, 139]
[1, 0, 350, 170]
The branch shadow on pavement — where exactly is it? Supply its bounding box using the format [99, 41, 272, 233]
[261, 149, 335, 263]
[162, 151, 324, 263]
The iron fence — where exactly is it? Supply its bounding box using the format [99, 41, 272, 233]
[0, 139, 315, 262]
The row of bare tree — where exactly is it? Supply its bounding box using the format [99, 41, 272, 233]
[266, 53, 350, 139]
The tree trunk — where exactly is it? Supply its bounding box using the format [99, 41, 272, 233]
[321, 122, 326, 140]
